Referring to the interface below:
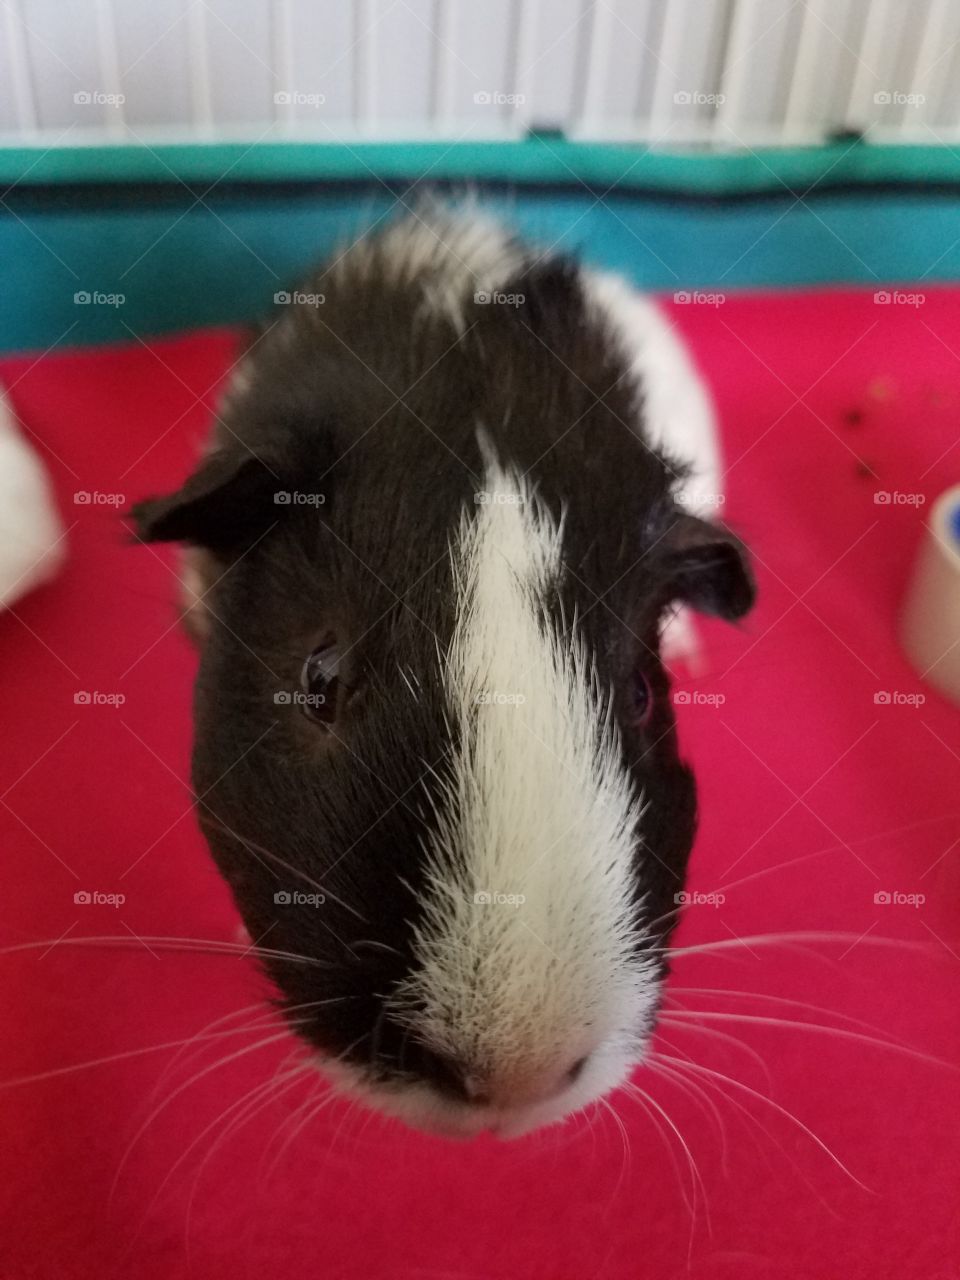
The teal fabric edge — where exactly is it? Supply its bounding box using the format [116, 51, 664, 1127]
[3, 138, 960, 354]
[1, 136, 960, 193]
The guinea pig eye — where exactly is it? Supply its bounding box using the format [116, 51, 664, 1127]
[632, 670, 653, 726]
[300, 641, 341, 725]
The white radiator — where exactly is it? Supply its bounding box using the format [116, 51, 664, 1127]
[2, 0, 959, 149]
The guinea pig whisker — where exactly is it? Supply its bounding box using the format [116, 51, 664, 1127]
[127, 1058, 311, 1258]
[110, 1029, 296, 1205]
[664, 984, 924, 1048]
[0, 935, 332, 968]
[597, 1094, 633, 1201]
[258, 1075, 337, 1185]
[644, 1048, 839, 1216]
[640, 1057, 730, 1173]
[653, 1051, 874, 1194]
[654, 1013, 774, 1086]
[181, 1057, 313, 1249]
[621, 1080, 701, 1223]
[198, 807, 368, 926]
[659, 930, 936, 961]
[659, 1008, 956, 1071]
[153, 997, 355, 1104]
[0, 1028, 287, 1094]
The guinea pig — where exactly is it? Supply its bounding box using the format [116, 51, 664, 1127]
[132, 207, 754, 1140]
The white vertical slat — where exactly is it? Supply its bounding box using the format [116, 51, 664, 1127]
[912, 0, 959, 132]
[509, 0, 543, 137]
[576, 0, 615, 137]
[187, 0, 213, 132]
[2, 0, 39, 132]
[782, 0, 826, 140]
[272, 0, 295, 133]
[93, 0, 124, 134]
[353, 0, 377, 134]
[430, 0, 513, 139]
[21, 0, 103, 132]
[712, 0, 757, 143]
[430, 0, 457, 134]
[844, 0, 894, 130]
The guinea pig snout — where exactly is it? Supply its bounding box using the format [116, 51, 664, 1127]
[459, 1055, 588, 1110]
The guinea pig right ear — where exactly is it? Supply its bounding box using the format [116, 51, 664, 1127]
[131, 448, 283, 555]
[659, 512, 756, 621]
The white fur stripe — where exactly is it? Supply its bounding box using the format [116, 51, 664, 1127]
[394, 441, 657, 1090]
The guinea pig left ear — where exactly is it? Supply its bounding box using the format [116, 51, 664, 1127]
[130, 448, 283, 554]
[659, 512, 756, 621]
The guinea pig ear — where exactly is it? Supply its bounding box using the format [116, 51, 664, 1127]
[659, 512, 755, 621]
[130, 448, 283, 554]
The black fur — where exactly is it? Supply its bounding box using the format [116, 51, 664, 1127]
[132, 215, 754, 1096]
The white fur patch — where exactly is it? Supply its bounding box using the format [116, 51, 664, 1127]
[333, 206, 526, 335]
[389, 441, 659, 1126]
[582, 270, 723, 669]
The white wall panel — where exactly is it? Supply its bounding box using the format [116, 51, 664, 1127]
[2, 0, 960, 148]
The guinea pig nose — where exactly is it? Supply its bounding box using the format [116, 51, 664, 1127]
[462, 1075, 492, 1105]
[465, 1057, 590, 1110]
[566, 1055, 589, 1083]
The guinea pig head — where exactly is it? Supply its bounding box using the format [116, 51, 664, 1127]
[133, 418, 753, 1140]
